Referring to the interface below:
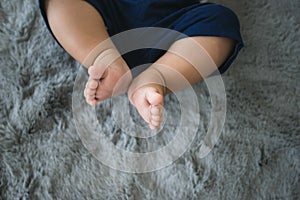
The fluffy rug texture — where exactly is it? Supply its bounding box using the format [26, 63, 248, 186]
[0, 0, 299, 199]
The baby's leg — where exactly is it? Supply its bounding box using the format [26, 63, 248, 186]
[128, 36, 234, 129]
[45, 0, 131, 105]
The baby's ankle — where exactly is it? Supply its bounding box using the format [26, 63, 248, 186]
[82, 40, 127, 69]
[87, 47, 130, 78]
[92, 48, 126, 69]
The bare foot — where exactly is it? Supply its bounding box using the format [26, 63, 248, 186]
[129, 84, 165, 130]
[84, 57, 132, 106]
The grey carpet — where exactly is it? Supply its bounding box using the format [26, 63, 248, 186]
[0, 0, 299, 199]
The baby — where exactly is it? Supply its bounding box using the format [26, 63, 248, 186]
[39, 0, 243, 129]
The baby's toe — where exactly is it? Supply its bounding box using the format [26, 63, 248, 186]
[85, 87, 96, 97]
[151, 115, 161, 122]
[88, 64, 106, 80]
[150, 120, 160, 127]
[149, 120, 161, 130]
[150, 105, 162, 116]
[85, 92, 96, 104]
[85, 97, 96, 106]
[84, 84, 97, 106]
[85, 90, 95, 100]
[87, 79, 99, 89]
[149, 105, 163, 129]
[149, 124, 157, 130]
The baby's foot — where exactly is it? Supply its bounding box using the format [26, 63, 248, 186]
[129, 84, 164, 130]
[84, 57, 131, 106]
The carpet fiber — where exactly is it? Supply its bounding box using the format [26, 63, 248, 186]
[0, 0, 299, 199]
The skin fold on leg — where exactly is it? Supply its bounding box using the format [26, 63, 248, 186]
[45, 0, 132, 105]
[128, 36, 235, 129]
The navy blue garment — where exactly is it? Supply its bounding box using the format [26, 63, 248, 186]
[39, 0, 243, 73]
